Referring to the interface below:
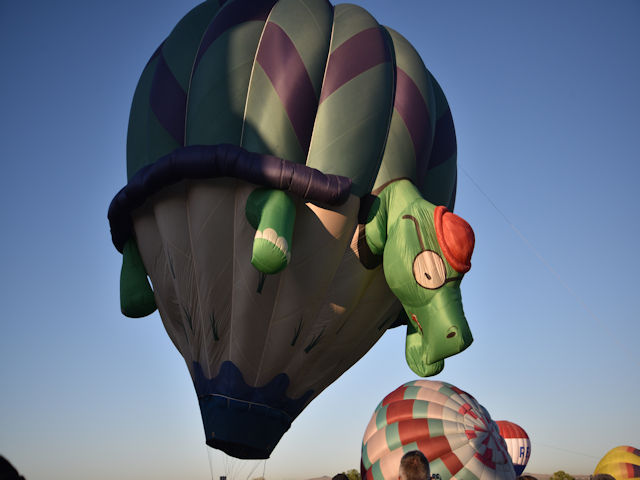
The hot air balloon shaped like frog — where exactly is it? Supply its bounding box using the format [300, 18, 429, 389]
[109, 0, 476, 459]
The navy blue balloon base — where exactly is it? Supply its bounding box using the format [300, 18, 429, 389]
[193, 361, 313, 459]
[199, 394, 292, 459]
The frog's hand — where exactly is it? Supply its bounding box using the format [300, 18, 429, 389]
[120, 238, 157, 317]
[246, 189, 296, 274]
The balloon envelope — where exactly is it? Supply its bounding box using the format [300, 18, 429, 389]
[594, 446, 640, 480]
[110, 0, 471, 460]
[495, 420, 530, 476]
[361, 380, 515, 480]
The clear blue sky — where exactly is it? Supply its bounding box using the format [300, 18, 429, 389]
[1, 1, 638, 479]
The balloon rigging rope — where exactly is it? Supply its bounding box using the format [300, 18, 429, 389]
[203, 446, 267, 480]
[243, 459, 264, 479]
[460, 166, 638, 365]
[535, 442, 600, 459]
[206, 445, 215, 480]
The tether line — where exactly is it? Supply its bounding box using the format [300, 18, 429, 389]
[460, 165, 637, 365]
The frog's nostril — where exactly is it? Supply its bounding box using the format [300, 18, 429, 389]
[446, 326, 458, 339]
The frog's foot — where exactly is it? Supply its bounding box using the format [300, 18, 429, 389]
[252, 228, 291, 273]
[120, 238, 157, 318]
[246, 189, 296, 275]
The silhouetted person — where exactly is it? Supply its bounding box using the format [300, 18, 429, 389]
[592, 475, 615, 480]
[0, 456, 26, 480]
[332, 474, 349, 480]
[516, 476, 538, 480]
[399, 450, 430, 480]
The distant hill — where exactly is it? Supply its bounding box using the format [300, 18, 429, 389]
[304, 474, 596, 480]
[526, 474, 592, 480]
[306, 475, 594, 480]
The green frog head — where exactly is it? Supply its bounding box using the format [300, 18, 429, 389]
[366, 180, 475, 376]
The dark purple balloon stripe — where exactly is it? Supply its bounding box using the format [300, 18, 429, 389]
[108, 144, 352, 252]
[256, 22, 318, 154]
[150, 53, 187, 145]
[427, 108, 456, 170]
[394, 68, 433, 183]
[319, 27, 390, 103]
[193, 0, 278, 70]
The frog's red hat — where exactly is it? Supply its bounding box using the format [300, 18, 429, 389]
[434, 206, 475, 273]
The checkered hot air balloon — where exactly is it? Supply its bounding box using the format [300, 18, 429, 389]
[361, 380, 516, 480]
[495, 420, 530, 476]
[109, 0, 476, 460]
[594, 446, 640, 480]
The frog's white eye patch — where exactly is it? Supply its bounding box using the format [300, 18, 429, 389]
[413, 250, 446, 289]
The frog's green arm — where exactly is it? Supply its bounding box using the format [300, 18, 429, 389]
[120, 239, 156, 318]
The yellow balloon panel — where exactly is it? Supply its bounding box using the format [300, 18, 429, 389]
[594, 446, 640, 480]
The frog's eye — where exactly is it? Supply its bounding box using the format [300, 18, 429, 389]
[413, 250, 446, 289]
